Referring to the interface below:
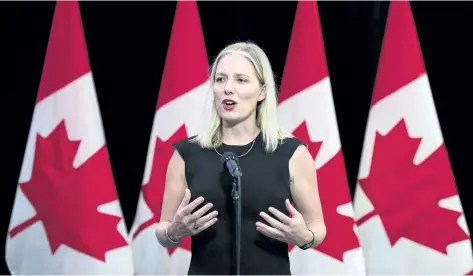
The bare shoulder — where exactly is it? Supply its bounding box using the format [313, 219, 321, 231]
[169, 149, 185, 168]
[289, 144, 315, 179]
[290, 143, 312, 162]
[166, 136, 197, 174]
[166, 150, 186, 187]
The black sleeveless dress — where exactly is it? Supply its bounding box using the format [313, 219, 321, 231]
[173, 133, 305, 275]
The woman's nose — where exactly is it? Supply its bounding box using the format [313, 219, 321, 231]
[224, 81, 235, 95]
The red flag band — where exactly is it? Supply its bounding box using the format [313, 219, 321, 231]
[353, 1, 473, 274]
[5, 1, 133, 274]
[278, 1, 366, 274]
[129, 0, 210, 274]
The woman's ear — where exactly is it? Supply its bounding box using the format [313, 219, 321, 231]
[258, 86, 266, 102]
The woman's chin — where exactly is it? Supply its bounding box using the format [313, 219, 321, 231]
[219, 113, 244, 125]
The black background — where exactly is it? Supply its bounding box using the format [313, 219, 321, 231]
[1, 1, 472, 274]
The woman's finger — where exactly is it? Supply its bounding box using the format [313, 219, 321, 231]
[256, 221, 284, 240]
[259, 211, 286, 231]
[181, 196, 205, 215]
[196, 210, 219, 225]
[268, 207, 292, 225]
[190, 202, 214, 221]
[194, 218, 218, 234]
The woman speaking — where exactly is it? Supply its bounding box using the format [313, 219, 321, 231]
[155, 42, 326, 275]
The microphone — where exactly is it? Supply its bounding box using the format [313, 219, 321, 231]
[220, 152, 242, 275]
[220, 152, 243, 178]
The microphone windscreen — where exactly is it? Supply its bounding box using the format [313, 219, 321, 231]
[220, 151, 238, 164]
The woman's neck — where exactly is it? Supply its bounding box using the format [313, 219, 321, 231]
[221, 120, 260, 146]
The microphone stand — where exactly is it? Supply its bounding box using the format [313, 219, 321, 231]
[231, 175, 241, 275]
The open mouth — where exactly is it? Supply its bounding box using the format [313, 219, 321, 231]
[222, 99, 237, 106]
[222, 99, 237, 110]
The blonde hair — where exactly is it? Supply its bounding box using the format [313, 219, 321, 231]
[193, 41, 291, 152]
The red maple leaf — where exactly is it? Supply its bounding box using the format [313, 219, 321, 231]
[132, 125, 191, 255]
[9, 120, 128, 262]
[288, 122, 360, 261]
[357, 119, 468, 254]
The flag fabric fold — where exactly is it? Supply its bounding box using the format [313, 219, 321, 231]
[5, 1, 134, 274]
[277, 1, 366, 274]
[353, 1, 473, 274]
[129, 0, 210, 274]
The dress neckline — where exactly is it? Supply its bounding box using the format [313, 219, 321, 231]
[221, 131, 262, 147]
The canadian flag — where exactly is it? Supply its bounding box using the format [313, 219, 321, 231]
[277, 1, 366, 274]
[353, 1, 473, 274]
[128, 0, 210, 274]
[5, 1, 134, 274]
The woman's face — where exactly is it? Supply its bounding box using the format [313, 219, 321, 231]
[213, 53, 265, 125]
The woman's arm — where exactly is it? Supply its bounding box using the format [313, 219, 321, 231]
[289, 145, 326, 247]
[155, 150, 187, 248]
[155, 150, 217, 247]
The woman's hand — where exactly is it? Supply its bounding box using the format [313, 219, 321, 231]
[256, 199, 313, 246]
[167, 189, 218, 241]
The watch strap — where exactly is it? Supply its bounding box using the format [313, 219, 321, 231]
[298, 229, 315, 250]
